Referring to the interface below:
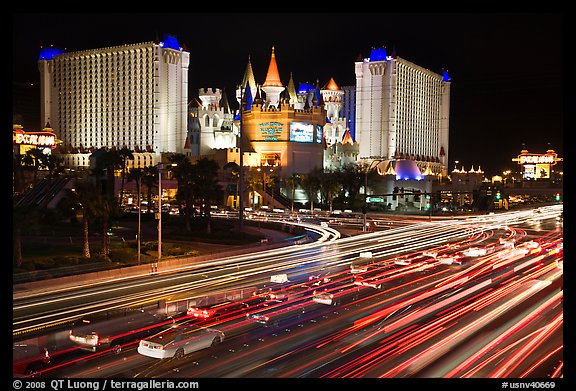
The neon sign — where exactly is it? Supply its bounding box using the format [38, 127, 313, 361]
[513, 151, 562, 166]
[259, 122, 283, 141]
[13, 131, 56, 147]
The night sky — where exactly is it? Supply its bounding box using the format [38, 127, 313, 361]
[12, 13, 563, 177]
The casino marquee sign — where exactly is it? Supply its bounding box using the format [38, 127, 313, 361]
[13, 127, 58, 148]
[512, 149, 562, 180]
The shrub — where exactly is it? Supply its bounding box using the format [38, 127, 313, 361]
[109, 248, 137, 264]
[92, 253, 112, 262]
[166, 247, 185, 256]
[143, 241, 158, 252]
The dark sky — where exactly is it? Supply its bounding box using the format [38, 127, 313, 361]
[12, 13, 563, 177]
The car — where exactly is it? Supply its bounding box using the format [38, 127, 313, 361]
[246, 299, 306, 327]
[437, 254, 466, 265]
[350, 264, 369, 274]
[186, 296, 271, 322]
[68, 310, 173, 354]
[13, 343, 50, 377]
[352, 267, 385, 289]
[138, 321, 225, 360]
[186, 301, 249, 321]
[312, 285, 360, 306]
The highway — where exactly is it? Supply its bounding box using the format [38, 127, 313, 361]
[13, 205, 563, 378]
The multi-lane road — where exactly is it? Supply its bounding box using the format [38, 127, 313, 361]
[13, 205, 563, 379]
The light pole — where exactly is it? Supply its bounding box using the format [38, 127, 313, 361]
[137, 175, 141, 265]
[363, 159, 385, 232]
[154, 162, 176, 273]
[238, 87, 245, 231]
[257, 166, 274, 208]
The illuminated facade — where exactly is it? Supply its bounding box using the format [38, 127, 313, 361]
[236, 48, 326, 176]
[38, 35, 190, 168]
[355, 47, 451, 176]
[321, 77, 347, 146]
[190, 88, 238, 156]
[512, 149, 563, 181]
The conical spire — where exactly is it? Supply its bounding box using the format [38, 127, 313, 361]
[326, 77, 339, 91]
[220, 88, 231, 114]
[241, 55, 256, 91]
[242, 82, 253, 110]
[263, 46, 283, 87]
[341, 128, 354, 145]
[253, 85, 263, 105]
[287, 72, 297, 104]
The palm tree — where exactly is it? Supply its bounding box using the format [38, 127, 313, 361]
[265, 172, 278, 208]
[94, 191, 122, 257]
[319, 170, 342, 212]
[339, 163, 364, 210]
[13, 201, 42, 268]
[63, 178, 101, 258]
[21, 148, 46, 187]
[118, 147, 135, 205]
[168, 153, 195, 232]
[142, 165, 159, 210]
[285, 173, 301, 213]
[300, 168, 322, 212]
[44, 154, 66, 182]
[245, 170, 263, 209]
[13, 154, 26, 194]
[92, 148, 123, 199]
[191, 157, 222, 234]
[127, 168, 144, 262]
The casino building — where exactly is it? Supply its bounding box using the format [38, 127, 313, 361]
[233, 47, 326, 177]
[355, 47, 451, 177]
[38, 35, 190, 169]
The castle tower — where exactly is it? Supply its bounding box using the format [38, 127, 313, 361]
[320, 77, 344, 120]
[236, 55, 257, 107]
[320, 77, 348, 147]
[199, 88, 222, 110]
[261, 47, 285, 109]
[286, 73, 297, 106]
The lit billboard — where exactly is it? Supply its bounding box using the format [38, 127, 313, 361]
[289, 122, 314, 143]
[316, 125, 323, 143]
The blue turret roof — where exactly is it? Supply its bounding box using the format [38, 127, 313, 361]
[38, 47, 65, 61]
[369, 47, 387, 62]
[161, 34, 181, 50]
[297, 83, 315, 94]
[243, 82, 253, 110]
[443, 69, 451, 82]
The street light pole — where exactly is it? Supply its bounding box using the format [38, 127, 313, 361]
[238, 87, 245, 231]
[156, 163, 162, 273]
[137, 175, 141, 265]
[363, 159, 384, 232]
[363, 169, 368, 232]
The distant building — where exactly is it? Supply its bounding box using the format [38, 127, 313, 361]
[188, 88, 238, 157]
[235, 47, 326, 177]
[38, 35, 190, 168]
[322, 77, 359, 171]
[355, 47, 451, 177]
[341, 85, 356, 141]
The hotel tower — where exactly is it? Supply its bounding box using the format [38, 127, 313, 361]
[355, 47, 451, 176]
[38, 35, 190, 168]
